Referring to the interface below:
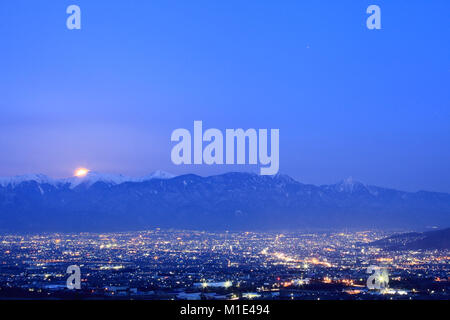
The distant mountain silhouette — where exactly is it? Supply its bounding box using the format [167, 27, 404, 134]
[370, 228, 450, 250]
[0, 172, 449, 232]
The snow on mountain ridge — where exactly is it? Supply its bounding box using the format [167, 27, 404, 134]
[0, 174, 55, 187]
[61, 172, 134, 188]
[0, 171, 176, 188]
[335, 177, 366, 193]
[141, 170, 176, 180]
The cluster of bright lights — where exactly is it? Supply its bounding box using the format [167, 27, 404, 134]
[201, 281, 232, 288]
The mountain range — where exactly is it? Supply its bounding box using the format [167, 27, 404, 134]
[0, 171, 449, 233]
[370, 228, 450, 250]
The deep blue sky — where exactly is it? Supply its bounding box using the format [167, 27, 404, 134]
[0, 1, 449, 192]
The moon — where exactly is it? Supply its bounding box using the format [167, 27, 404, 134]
[74, 168, 89, 177]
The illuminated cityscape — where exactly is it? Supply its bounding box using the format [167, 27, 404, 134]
[0, 229, 448, 300]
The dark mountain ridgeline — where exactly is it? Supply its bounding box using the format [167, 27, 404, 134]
[370, 228, 450, 250]
[0, 172, 449, 232]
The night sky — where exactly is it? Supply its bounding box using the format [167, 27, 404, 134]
[0, 1, 449, 192]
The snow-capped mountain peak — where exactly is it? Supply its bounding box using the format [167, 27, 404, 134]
[334, 177, 366, 193]
[61, 171, 134, 188]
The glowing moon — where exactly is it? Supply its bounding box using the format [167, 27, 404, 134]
[74, 168, 89, 177]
